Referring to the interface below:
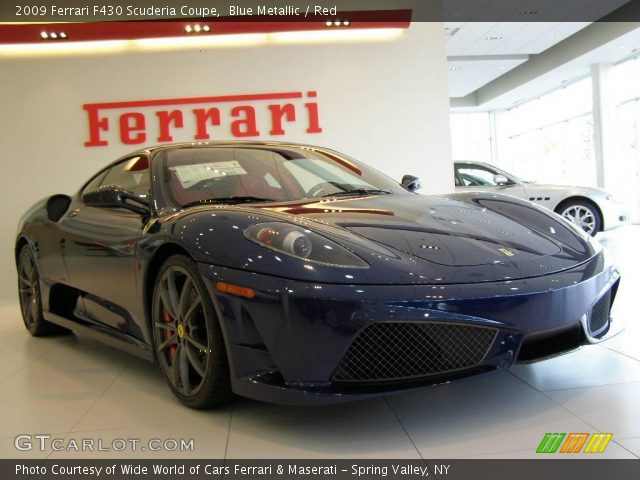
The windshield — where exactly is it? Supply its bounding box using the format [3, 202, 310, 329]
[157, 146, 408, 207]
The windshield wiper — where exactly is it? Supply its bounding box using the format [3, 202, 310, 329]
[321, 189, 392, 198]
[182, 196, 277, 208]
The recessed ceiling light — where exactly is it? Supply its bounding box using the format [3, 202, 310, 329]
[39, 30, 68, 40]
[323, 19, 350, 28]
[203, 25, 211, 32]
[185, 25, 192, 33]
[448, 66, 461, 71]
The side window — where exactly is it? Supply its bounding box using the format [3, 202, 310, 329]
[100, 156, 150, 198]
[457, 166, 500, 187]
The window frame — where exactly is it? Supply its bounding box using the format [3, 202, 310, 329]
[455, 163, 516, 187]
[79, 155, 152, 208]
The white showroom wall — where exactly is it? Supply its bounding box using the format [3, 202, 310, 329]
[0, 23, 453, 302]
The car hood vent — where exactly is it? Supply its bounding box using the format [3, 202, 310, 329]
[345, 226, 560, 267]
[256, 193, 595, 284]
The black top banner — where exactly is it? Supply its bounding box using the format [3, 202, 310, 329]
[1, 0, 640, 22]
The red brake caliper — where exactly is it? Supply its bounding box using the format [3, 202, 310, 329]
[164, 308, 177, 358]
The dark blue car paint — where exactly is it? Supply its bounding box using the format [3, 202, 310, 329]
[15, 143, 620, 405]
[195, 249, 618, 405]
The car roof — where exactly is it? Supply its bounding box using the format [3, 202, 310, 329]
[454, 160, 491, 167]
[125, 140, 329, 158]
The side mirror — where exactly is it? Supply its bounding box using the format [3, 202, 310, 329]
[83, 185, 149, 215]
[401, 175, 422, 192]
[494, 174, 509, 186]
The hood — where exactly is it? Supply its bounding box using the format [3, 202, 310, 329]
[258, 193, 596, 282]
[168, 193, 597, 285]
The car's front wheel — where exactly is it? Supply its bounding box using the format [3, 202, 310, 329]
[558, 200, 601, 236]
[17, 245, 66, 336]
[151, 255, 233, 409]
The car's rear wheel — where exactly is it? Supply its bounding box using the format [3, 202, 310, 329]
[558, 200, 601, 236]
[151, 255, 233, 409]
[17, 245, 65, 336]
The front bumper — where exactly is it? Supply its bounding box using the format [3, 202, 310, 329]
[198, 251, 620, 405]
[601, 200, 631, 231]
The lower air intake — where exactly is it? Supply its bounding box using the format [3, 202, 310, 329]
[589, 291, 611, 336]
[332, 322, 498, 383]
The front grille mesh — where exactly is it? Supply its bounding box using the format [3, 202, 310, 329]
[332, 322, 498, 383]
[589, 291, 611, 335]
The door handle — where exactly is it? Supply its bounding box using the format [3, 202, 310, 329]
[67, 209, 79, 219]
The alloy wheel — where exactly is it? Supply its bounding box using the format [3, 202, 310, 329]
[153, 266, 211, 397]
[18, 249, 40, 330]
[561, 205, 596, 235]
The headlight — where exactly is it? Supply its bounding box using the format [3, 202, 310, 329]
[243, 222, 369, 268]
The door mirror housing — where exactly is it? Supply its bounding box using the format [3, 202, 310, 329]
[83, 185, 149, 215]
[401, 175, 422, 192]
[493, 174, 509, 186]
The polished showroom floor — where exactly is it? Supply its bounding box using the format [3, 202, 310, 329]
[1, 226, 639, 459]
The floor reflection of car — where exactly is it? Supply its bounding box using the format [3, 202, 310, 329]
[454, 161, 630, 236]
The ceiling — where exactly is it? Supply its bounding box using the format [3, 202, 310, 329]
[445, 0, 634, 105]
[475, 25, 640, 110]
[442, 0, 630, 21]
[446, 22, 590, 97]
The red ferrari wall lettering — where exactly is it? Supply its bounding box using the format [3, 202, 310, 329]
[83, 91, 322, 147]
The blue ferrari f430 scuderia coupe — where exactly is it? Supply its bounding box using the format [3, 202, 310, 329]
[16, 142, 620, 407]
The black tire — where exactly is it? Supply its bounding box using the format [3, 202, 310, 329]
[17, 245, 66, 336]
[151, 254, 233, 409]
[557, 200, 602, 237]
